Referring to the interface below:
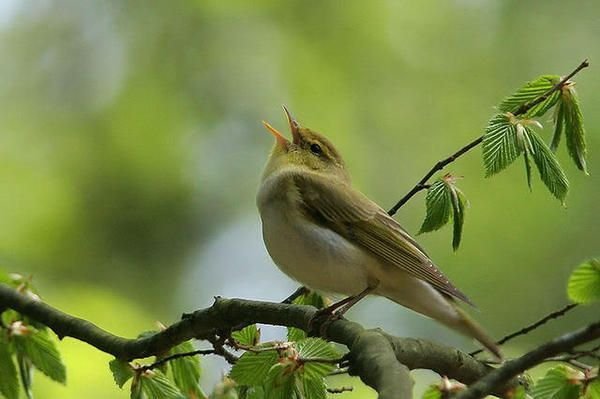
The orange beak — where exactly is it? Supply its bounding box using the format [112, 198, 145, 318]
[262, 120, 289, 148]
[282, 105, 301, 144]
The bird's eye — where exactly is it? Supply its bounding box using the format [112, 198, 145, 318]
[310, 143, 322, 155]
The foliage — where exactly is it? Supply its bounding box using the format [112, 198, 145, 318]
[419, 68, 588, 249]
[567, 258, 600, 304]
[419, 175, 467, 250]
[229, 337, 340, 399]
[0, 274, 67, 399]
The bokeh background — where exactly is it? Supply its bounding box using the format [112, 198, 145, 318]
[0, 1, 598, 397]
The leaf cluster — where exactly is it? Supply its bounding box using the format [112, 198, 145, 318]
[0, 272, 67, 399]
[419, 70, 589, 249]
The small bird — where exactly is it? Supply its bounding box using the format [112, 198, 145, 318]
[256, 107, 501, 359]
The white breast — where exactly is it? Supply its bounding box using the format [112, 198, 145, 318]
[257, 173, 371, 296]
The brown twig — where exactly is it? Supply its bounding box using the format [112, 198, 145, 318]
[456, 320, 600, 399]
[139, 349, 217, 372]
[327, 386, 354, 394]
[387, 59, 590, 215]
[282, 286, 309, 304]
[469, 303, 578, 356]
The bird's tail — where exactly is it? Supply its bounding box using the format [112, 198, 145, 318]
[449, 303, 502, 360]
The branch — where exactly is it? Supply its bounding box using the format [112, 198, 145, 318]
[0, 284, 499, 399]
[387, 59, 590, 215]
[456, 320, 600, 399]
[469, 303, 578, 356]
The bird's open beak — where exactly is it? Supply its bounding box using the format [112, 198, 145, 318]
[282, 105, 301, 144]
[262, 121, 290, 148]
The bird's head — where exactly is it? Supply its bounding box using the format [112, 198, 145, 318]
[261, 106, 349, 181]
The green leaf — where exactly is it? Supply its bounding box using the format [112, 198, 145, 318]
[263, 363, 298, 399]
[291, 291, 326, 309]
[296, 338, 339, 380]
[109, 359, 134, 388]
[449, 184, 467, 251]
[229, 350, 279, 386]
[561, 85, 588, 174]
[567, 258, 600, 304]
[16, 353, 33, 399]
[419, 179, 452, 233]
[134, 370, 186, 399]
[0, 335, 19, 399]
[286, 328, 306, 343]
[482, 113, 522, 176]
[13, 327, 66, 384]
[531, 366, 582, 399]
[528, 129, 569, 203]
[551, 100, 565, 151]
[232, 325, 261, 347]
[584, 378, 600, 399]
[422, 385, 442, 399]
[299, 376, 326, 399]
[168, 340, 206, 399]
[499, 75, 561, 117]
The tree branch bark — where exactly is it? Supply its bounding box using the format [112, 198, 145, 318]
[0, 284, 502, 399]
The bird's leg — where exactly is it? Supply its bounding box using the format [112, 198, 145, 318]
[308, 285, 377, 336]
[332, 286, 376, 316]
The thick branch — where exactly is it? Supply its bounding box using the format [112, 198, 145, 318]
[387, 59, 589, 215]
[456, 320, 600, 399]
[1, 284, 498, 399]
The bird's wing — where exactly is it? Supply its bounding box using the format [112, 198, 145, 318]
[292, 172, 473, 305]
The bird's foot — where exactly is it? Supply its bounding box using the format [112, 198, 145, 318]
[308, 306, 345, 337]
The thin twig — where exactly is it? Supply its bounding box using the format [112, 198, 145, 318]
[327, 386, 354, 394]
[455, 320, 600, 399]
[139, 349, 216, 371]
[387, 59, 590, 215]
[469, 303, 578, 357]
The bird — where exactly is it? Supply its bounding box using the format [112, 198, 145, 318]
[256, 106, 501, 359]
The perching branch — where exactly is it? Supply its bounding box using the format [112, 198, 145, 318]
[469, 303, 578, 356]
[0, 283, 501, 399]
[456, 320, 600, 399]
[387, 59, 590, 215]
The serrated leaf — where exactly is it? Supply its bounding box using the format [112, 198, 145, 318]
[567, 259, 600, 304]
[449, 184, 467, 251]
[16, 353, 33, 399]
[168, 340, 206, 399]
[499, 75, 561, 117]
[136, 370, 186, 399]
[291, 291, 326, 309]
[531, 366, 582, 399]
[232, 325, 261, 347]
[263, 363, 298, 399]
[109, 359, 134, 388]
[551, 100, 565, 151]
[528, 129, 569, 202]
[238, 386, 264, 399]
[419, 179, 452, 233]
[422, 385, 442, 399]
[296, 338, 339, 380]
[483, 113, 522, 176]
[13, 327, 66, 384]
[561, 85, 588, 174]
[0, 335, 19, 399]
[299, 376, 326, 399]
[585, 378, 600, 399]
[229, 350, 279, 386]
[286, 328, 306, 343]
[523, 149, 533, 190]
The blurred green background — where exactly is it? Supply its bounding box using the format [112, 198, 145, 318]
[0, 1, 598, 397]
